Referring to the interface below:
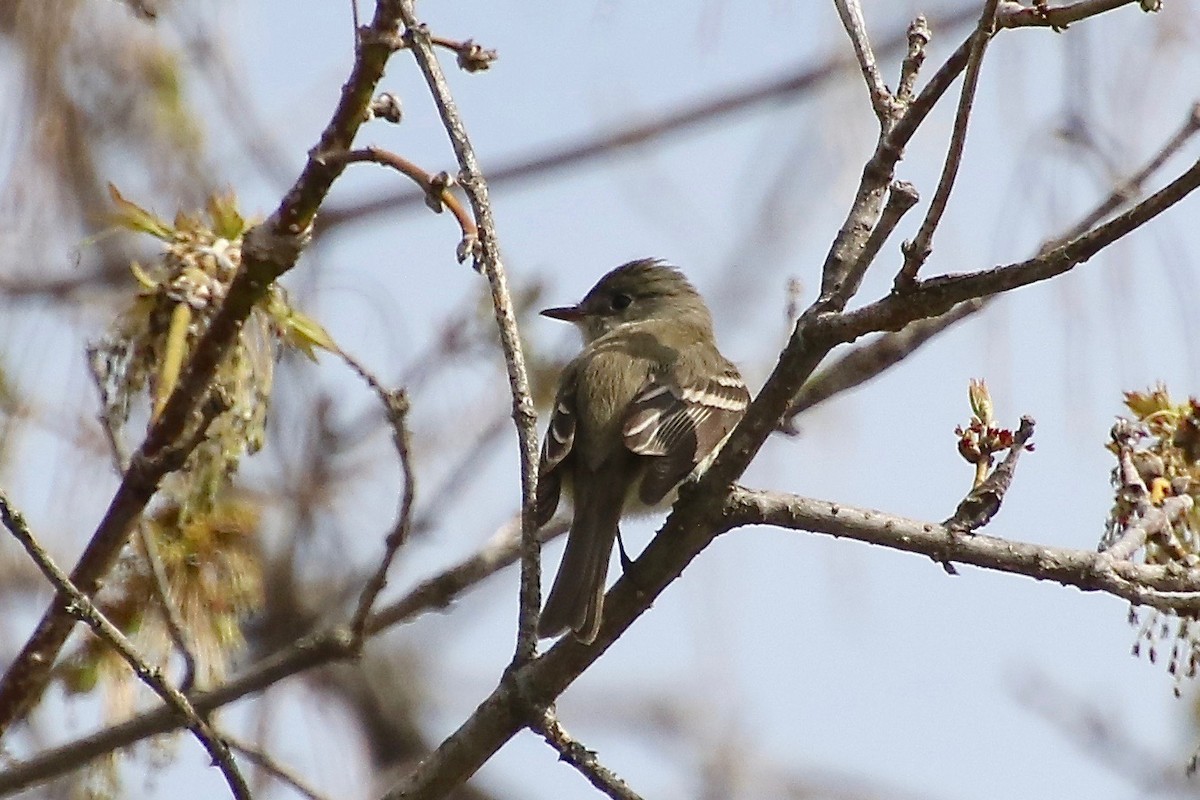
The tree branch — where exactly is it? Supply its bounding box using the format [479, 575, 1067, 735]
[395, 2, 543, 666]
[722, 486, 1200, 612]
[530, 711, 645, 800]
[997, 0, 1149, 30]
[0, 492, 250, 800]
[323, 147, 479, 260]
[786, 99, 1200, 426]
[833, 0, 895, 124]
[336, 351, 416, 648]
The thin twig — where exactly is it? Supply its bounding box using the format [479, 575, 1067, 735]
[896, 0, 1001, 288]
[997, 0, 1147, 30]
[395, 4, 542, 666]
[133, 523, 197, 691]
[321, 147, 480, 264]
[0, 492, 250, 800]
[87, 347, 198, 691]
[225, 734, 333, 800]
[895, 16, 930, 110]
[531, 711, 645, 800]
[833, 0, 894, 124]
[337, 351, 416, 646]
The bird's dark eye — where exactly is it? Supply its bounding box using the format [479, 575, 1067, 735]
[610, 293, 632, 311]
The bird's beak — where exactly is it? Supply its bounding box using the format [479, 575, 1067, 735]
[540, 304, 586, 322]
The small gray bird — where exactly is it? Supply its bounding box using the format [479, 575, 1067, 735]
[535, 259, 750, 643]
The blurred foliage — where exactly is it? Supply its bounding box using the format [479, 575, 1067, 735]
[93, 185, 337, 522]
[57, 187, 337, 717]
[58, 495, 263, 703]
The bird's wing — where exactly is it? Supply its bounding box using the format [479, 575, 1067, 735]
[535, 373, 577, 527]
[622, 365, 750, 505]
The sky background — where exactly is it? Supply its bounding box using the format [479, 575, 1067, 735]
[5, 0, 1200, 798]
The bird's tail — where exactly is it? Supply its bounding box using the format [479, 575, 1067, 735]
[537, 480, 623, 644]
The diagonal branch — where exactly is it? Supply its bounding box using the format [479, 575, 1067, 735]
[0, 492, 250, 800]
[530, 710, 645, 800]
[785, 99, 1200, 427]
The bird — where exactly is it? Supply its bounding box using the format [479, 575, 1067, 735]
[535, 258, 750, 643]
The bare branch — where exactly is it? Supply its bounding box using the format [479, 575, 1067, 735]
[826, 155, 1200, 343]
[831, 180, 920, 308]
[781, 299, 983, 425]
[817, 25, 976, 301]
[896, 0, 1001, 288]
[315, 6, 981, 237]
[997, 0, 1151, 30]
[0, 492, 250, 800]
[394, 4, 542, 665]
[787, 100, 1200, 426]
[833, 0, 894, 123]
[723, 487, 1200, 613]
[337, 351, 416, 647]
[531, 711, 645, 800]
[322, 147, 480, 264]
